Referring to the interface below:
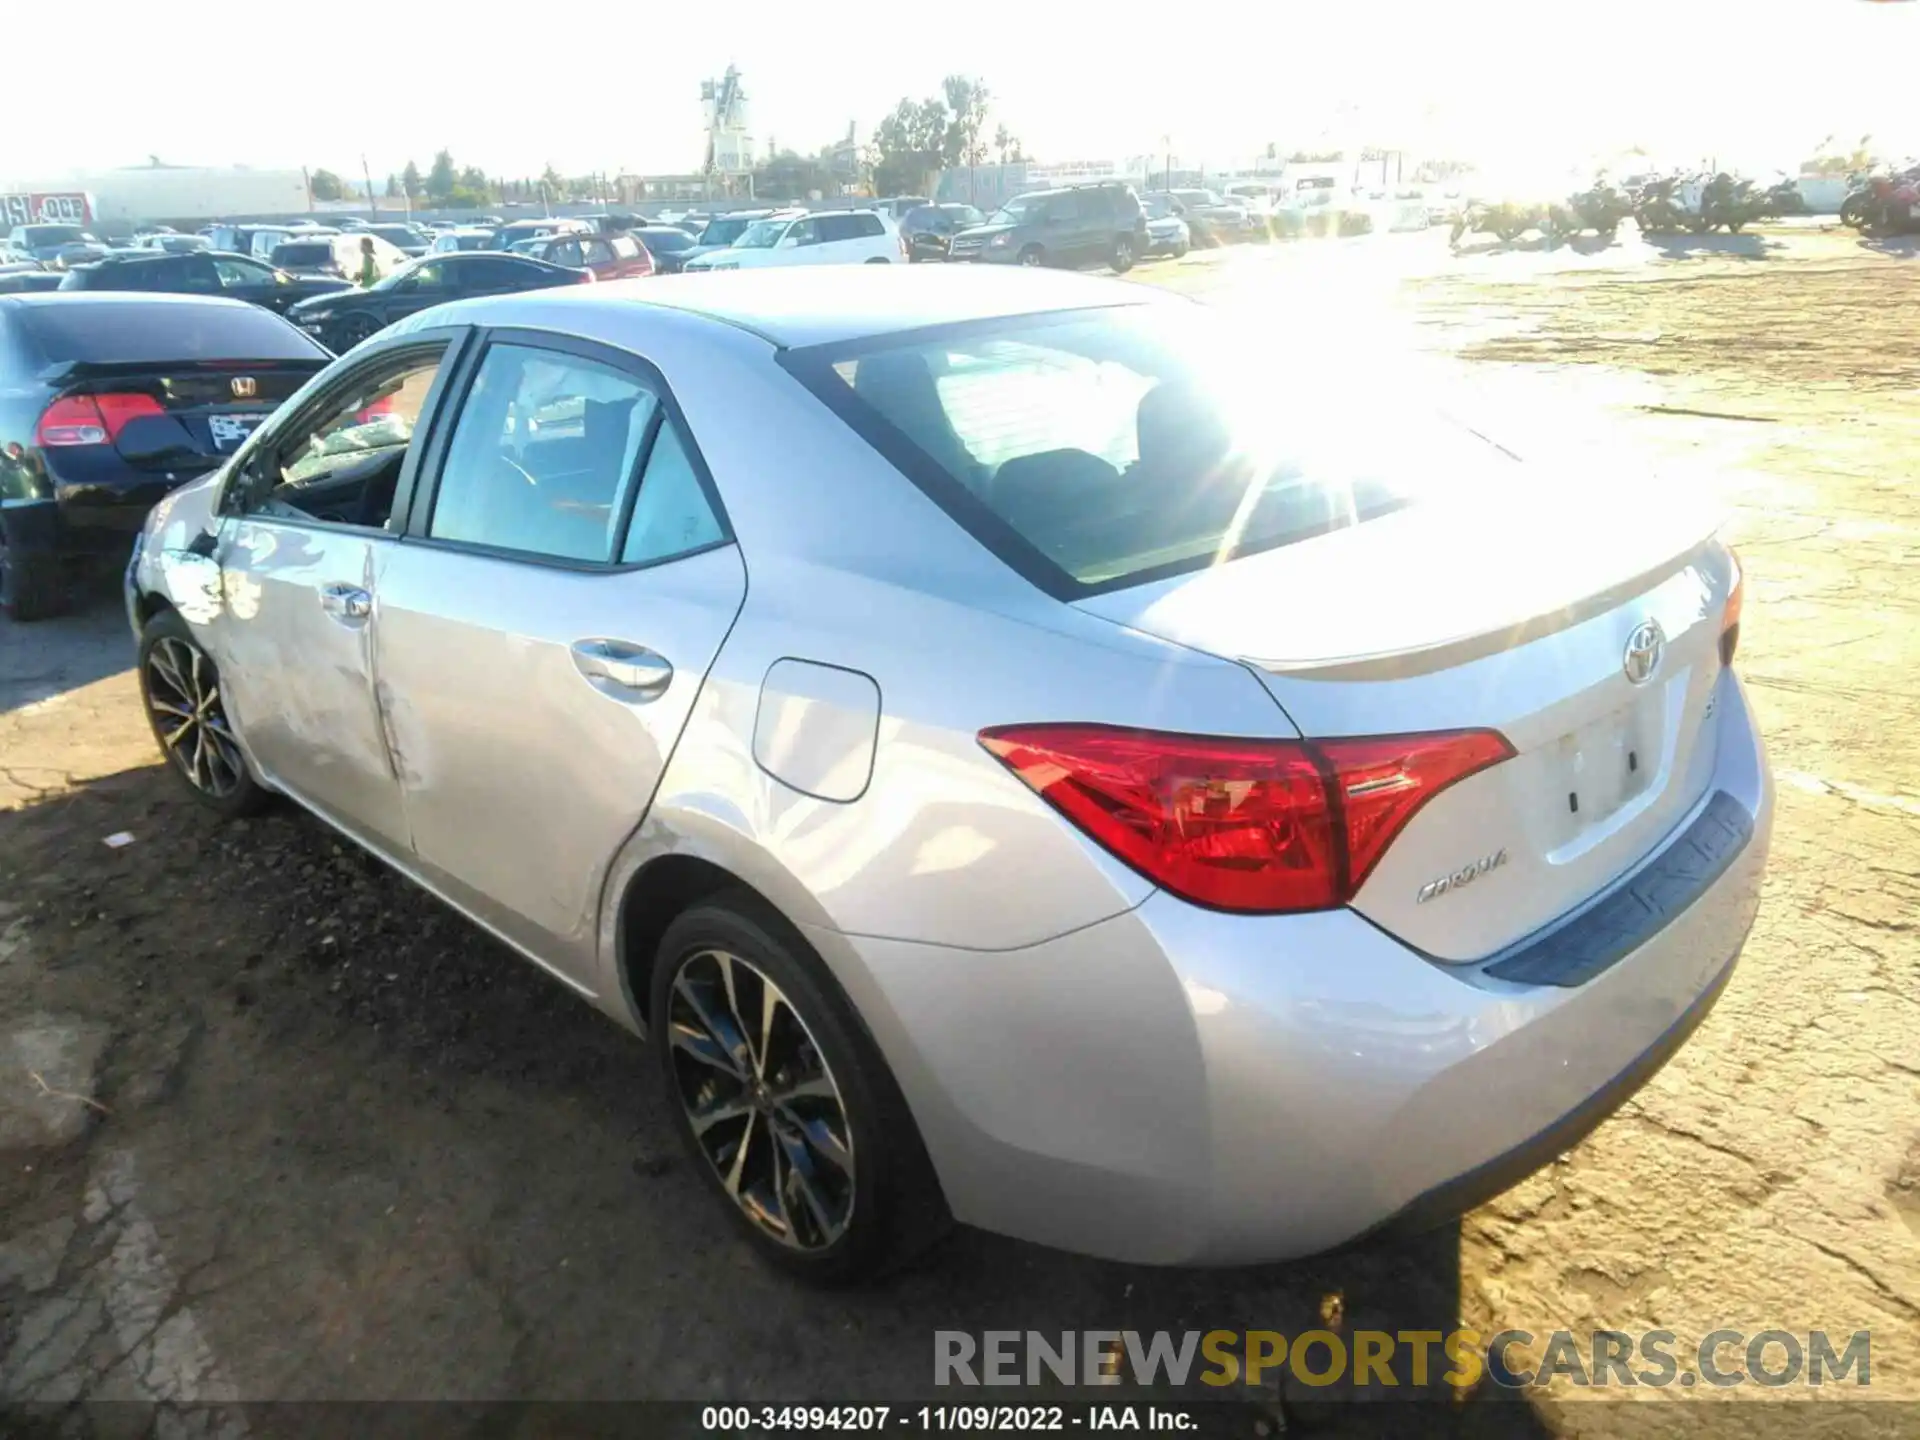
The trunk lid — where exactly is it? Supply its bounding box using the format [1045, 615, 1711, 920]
[1074, 486, 1737, 960]
[58, 359, 321, 474]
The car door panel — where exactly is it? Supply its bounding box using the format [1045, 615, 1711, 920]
[201, 332, 470, 856]
[210, 521, 410, 851]
[372, 543, 748, 986]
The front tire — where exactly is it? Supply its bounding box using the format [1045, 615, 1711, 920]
[335, 313, 381, 348]
[1017, 245, 1045, 267]
[1110, 235, 1136, 273]
[650, 893, 949, 1282]
[138, 608, 269, 817]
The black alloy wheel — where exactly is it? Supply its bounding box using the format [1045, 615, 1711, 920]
[649, 895, 949, 1281]
[665, 946, 856, 1251]
[138, 610, 268, 816]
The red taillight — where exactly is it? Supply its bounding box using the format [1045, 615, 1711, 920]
[1720, 548, 1744, 667]
[979, 724, 1514, 913]
[35, 392, 165, 447]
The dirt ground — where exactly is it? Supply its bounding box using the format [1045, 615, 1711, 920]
[0, 225, 1915, 1437]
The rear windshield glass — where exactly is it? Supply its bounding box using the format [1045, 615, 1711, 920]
[19, 302, 327, 365]
[271, 243, 334, 266]
[21, 225, 86, 246]
[639, 228, 692, 252]
[782, 305, 1515, 596]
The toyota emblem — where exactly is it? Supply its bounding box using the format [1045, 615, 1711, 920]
[1623, 619, 1665, 685]
[230, 377, 257, 399]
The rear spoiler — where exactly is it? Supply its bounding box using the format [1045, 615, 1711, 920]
[37, 356, 327, 386]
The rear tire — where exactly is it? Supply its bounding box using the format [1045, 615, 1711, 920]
[1110, 235, 1136, 273]
[0, 529, 64, 623]
[650, 891, 951, 1282]
[863, 256, 891, 264]
[1017, 245, 1045, 267]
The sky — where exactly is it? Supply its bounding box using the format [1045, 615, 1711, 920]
[4, 2, 1917, 188]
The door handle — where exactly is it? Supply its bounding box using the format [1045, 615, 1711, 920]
[571, 639, 673, 700]
[318, 583, 372, 622]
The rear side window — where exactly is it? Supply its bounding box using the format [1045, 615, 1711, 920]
[610, 235, 639, 259]
[17, 301, 327, 365]
[785, 306, 1512, 596]
[820, 213, 884, 241]
[620, 423, 725, 565]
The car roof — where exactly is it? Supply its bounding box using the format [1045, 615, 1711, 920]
[0, 290, 256, 310]
[443, 265, 1159, 349]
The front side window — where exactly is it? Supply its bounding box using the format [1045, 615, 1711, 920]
[428, 344, 662, 563]
[786, 218, 821, 247]
[236, 350, 445, 529]
[792, 307, 1515, 594]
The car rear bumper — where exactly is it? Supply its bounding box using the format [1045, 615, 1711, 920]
[812, 667, 1771, 1265]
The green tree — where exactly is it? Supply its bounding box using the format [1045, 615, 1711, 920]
[871, 95, 952, 196]
[400, 161, 423, 200]
[427, 150, 456, 201]
[458, 166, 490, 197]
[384, 174, 400, 199]
[942, 75, 991, 168]
[309, 168, 346, 202]
[755, 147, 835, 201]
[538, 164, 563, 202]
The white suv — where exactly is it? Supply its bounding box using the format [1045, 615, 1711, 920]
[684, 209, 902, 271]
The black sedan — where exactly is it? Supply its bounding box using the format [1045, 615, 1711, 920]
[0, 294, 330, 621]
[900, 203, 986, 262]
[285, 252, 589, 350]
[59, 251, 351, 317]
[630, 224, 700, 274]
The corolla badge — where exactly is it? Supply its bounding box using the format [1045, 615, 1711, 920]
[1623, 619, 1665, 685]
[1416, 848, 1508, 904]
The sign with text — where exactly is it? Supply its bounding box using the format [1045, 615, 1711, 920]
[0, 192, 94, 228]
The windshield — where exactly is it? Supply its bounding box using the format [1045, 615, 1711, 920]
[21, 225, 87, 246]
[370, 227, 418, 245]
[735, 219, 791, 248]
[989, 194, 1044, 224]
[786, 305, 1516, 594]
[699, 217, 754, 245]
[640, 229, 693, 252]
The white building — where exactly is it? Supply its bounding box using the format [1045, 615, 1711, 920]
[0, 166, 311, 230]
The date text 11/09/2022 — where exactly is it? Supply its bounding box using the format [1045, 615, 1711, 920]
[702, 1407, 1197, 1432]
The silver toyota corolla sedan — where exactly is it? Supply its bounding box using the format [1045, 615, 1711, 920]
[126, 267, 1770, 1279]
